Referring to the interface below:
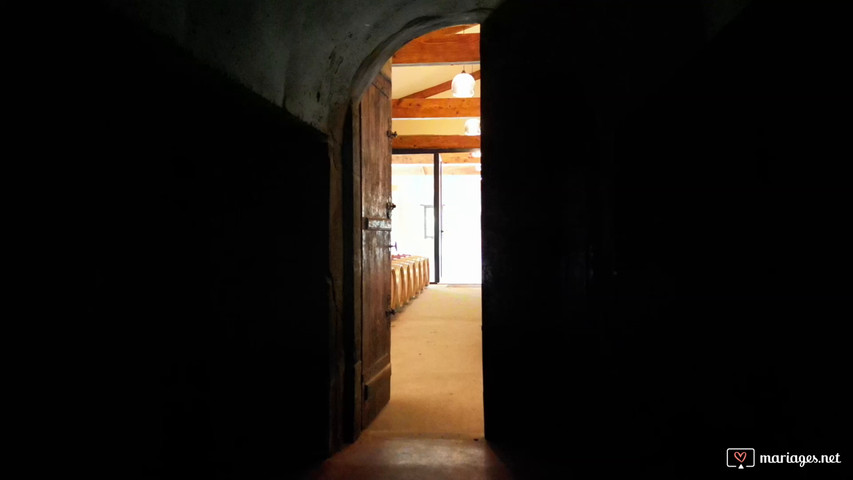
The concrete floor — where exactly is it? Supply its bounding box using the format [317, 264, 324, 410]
[304, 432, 515, 480]
[306, 285, 518, 479]
[367, 284, 484, 438]
[291, 286, 739, 479]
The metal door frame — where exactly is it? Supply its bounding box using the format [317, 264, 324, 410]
[393, 148, 480, 284]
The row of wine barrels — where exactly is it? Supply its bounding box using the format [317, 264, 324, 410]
[390, 255, 430, 310]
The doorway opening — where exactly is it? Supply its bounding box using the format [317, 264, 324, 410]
[344, 23, 485, 445]
[389, 151, 483, 285]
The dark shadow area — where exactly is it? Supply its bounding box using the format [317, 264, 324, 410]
[481, 0, 850, 478]
[66, 4, 334, 478]
[51, 1, 851, 478]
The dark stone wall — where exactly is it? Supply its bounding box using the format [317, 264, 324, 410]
[482, 0, 850, 477]
[68, 5, 334, 477]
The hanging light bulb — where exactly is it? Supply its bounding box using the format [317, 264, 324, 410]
[452, 28, 476, 98]
[464, 118, 481, 136]
[452, 65, 476, 98]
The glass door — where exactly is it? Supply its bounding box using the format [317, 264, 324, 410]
[391, 154, 436, 282]
[438, 155, 482, 284]
[391, 152, 482, 284]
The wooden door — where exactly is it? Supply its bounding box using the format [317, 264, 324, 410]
[359, 61, 393, 429]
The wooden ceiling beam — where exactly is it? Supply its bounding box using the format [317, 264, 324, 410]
[392, 153, 481, 164]
[392, 98, 480, 118]
[392, 155, 436, 164]
[438, 152, 481, 164]
[401, 70, 481, 99]
[393, 135, 480, 150]
[393, 33, 480, 65]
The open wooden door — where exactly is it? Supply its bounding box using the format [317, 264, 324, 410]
[358, 60, 394, 430]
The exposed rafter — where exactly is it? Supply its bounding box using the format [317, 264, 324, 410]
[393, 135, 480, 150]
[438, 152, 481, 164]
[392, 153, 480, 164]
[392, 98, 480, 119]
[393, 29, 480, 65]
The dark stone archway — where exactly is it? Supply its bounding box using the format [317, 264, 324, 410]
[61, 1, 850, 477]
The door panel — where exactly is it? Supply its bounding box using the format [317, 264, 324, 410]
[360, 62, 393, 428]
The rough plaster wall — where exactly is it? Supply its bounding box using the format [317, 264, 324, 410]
[100, 0, 749, 135]
[281, 0, 501, 137]
[100, 0, 297, 110]
[700, 0, 752, 37]
[100, 0, 502, 135]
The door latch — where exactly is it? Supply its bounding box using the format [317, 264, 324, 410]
[386, 130, 398, 139]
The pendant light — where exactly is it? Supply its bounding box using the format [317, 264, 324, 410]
[451, 26, 476, 98]
[452, 65, 476, 98]
[464, 118, 481, 136]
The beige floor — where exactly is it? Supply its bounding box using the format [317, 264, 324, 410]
[366, 284, 484, 438]
[306, 285, 509, 479]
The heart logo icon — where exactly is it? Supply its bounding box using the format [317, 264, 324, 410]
[734, 451, 747, 463]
